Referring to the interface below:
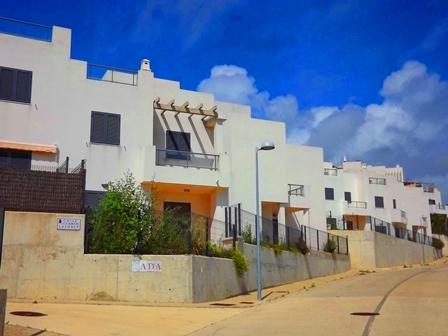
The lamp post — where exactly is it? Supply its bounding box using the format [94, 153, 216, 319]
[255, 140, 275, 301]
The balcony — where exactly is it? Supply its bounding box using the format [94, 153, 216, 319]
[288, 184, 304, 196]
[369, 177, 386, 185]
[87, 63, 138, 86]
[430, 204, 447, 215]
[0, 16, 52, 42]
[347, 201, 367, 209]
[324, 168, 338, 176]
[155, 149, 219, 170]
[391, 209, 407, 224]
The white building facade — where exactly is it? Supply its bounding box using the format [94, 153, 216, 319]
[0, 19, 446, 243]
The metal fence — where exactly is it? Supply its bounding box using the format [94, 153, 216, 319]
[330, 215, 434, 247]
[155, 149, 219, 170]
[87, 63, 138, 86]
[238, 209, 348, 255]
[0, 16, 52, 42]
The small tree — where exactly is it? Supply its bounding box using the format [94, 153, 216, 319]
[90, 172, 153, 254]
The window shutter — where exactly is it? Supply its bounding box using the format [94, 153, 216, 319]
[90, 112, 107, 143]
[0, 68, 14, 101]
[107, 114, 121, 145]
[15, 70, 32, 103]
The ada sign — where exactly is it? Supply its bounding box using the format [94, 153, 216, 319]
[57, 218, 81, 231]
[132, 260, 162, 272]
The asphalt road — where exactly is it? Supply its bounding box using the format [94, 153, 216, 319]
[189, 265, 448, 336]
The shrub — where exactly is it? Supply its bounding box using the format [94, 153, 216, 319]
[242, 225, 255, 244]
[232, 249, 249, 277]
[296, 238, 310, 255]
[432, 237, 445, 250]
[207, 242, 234, 259]
[90, 172, 153, 254]
[324, 238, 337, 253]
[149, 211, 190, 255]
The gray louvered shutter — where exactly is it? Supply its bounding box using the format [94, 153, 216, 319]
[90, 112, 107, 143]
[106, 114, 121, 145]
[15, 70, 32, 103]
[0, 68, 14, 101]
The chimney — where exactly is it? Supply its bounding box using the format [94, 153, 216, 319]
[140, 59, 151, 71]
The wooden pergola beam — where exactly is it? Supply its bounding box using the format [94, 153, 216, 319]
[153, 98, 218, 118]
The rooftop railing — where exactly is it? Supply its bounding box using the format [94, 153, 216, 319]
[156, 149, 219, 170]
[369, 177, 386, 185]
[86, 63, 138, 86]
[347, 201, 367, 209]
[288, 184, 304, 196]
[0, 16, 52, 42]
[324, 168, 338, 176]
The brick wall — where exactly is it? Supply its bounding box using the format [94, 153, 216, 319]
[0, 168, 85, 213]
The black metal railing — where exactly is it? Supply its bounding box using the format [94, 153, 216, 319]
[0, 16, 52, 42]
[347, 201, 367, 209]
[288, 184, 304, 196]
[369, 177, 386, 185]
[237, 209, 348, 255]
[0, 155, 85, 174]
[156, 149, 219, 170]
[86, 63, 138, 86]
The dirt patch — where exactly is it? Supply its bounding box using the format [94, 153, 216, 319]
[88, 291, 115, 301]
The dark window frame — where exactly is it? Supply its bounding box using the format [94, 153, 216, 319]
[393, 199, 397, 209]
[0, 66, 32, 103]
[428, 199, 436, 205]
[90, 111, 121, 145]
[374, 196, 384, 208]
[325, 187, 335, 200]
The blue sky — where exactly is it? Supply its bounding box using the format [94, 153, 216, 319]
[2, 0, 448, 200]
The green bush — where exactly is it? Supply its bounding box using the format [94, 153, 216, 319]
[324, 238, 337, 253]
[242, 225, 255, 244]
[232, 249, 249, 277]
[90, 172, 153, 254]
[432, 237, 445, 250]
[207, 242, 234, 259]
[149, 211, 190, 255]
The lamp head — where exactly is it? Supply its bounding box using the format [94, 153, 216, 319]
[260, 140, 275, 151]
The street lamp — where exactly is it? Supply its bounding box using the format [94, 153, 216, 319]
[255, 140, 276, 301]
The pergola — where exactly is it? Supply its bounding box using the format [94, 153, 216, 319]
[153, 97, 218, 128]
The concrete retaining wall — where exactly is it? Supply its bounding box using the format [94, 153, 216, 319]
[1, 211, 351, 303]
[330, 230, 438, 269]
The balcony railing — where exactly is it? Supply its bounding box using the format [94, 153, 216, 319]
[156, 149, 219, 170]
[369, 177, 386, 185]
[288, 184, 304, 196]
[87, 63, 138, 86]
[423, 184, 435, 193]
[401, 210, 407, 221]
[347, 201, 367, 209]
[0, 16, 52, 42]
[324, 168, 338, 176]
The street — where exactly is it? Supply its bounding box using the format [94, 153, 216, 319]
[190, 264, 448, 336]
[5, 264, 448, 336]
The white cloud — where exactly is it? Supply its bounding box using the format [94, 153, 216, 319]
[197, 61, 448, 199]
[197, 64, 299, 121]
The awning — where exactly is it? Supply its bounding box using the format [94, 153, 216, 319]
[0, 140, 57, 154]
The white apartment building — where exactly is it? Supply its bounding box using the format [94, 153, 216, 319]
[0, 18, 446, 242]
[324, 160, 447, 237]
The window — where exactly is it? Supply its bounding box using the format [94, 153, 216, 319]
[90, 112, 121, 145]
[325, 187, 334, 200]
[428, 199, 436, 205]
[393, 199, 397, 209]
[166, 131, 191, 159]
[0, 66, 32, 103]
[375, 196, 384, 208]
[344, 192, 352, 203]
[0, 149, 31, 169]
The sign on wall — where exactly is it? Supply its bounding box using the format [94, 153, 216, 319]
[57, 218, 81, 231]
[132, 260, 162, 272]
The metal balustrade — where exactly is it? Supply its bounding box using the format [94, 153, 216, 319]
[288, 184, 305, 196]
[324, 168, 338, 176]
[347, 201, 367, 209]
[87, 63, 138, 86]
[156, 149, 219, 170]
[0, 16, 52, 42]
[369, 177, 386, 185]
